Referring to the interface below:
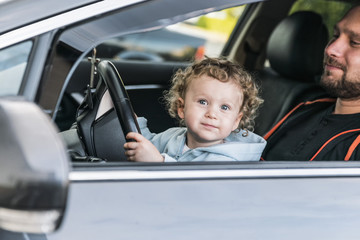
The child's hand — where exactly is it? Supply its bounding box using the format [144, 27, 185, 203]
[124, 132, 164, 162]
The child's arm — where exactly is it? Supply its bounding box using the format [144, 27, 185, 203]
[124, 132, 164, 162]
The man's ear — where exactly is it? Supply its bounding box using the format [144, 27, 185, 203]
[177, 98, 185, 119]
[232, 112, 243, 131]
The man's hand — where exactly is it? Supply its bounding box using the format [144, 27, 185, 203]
[124, 132, 164, 162]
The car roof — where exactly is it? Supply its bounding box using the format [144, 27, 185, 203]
[0, 0, 262, 49]
[0, 0, 98, 34]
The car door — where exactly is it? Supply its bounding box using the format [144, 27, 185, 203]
[45, 162, 360, 240]
[50, 1, 360, 238]
[2, 0, 360, 239]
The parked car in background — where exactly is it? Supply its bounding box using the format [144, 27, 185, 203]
[95, 6, 242, 62]
[1, 0, 360, 239]
[96, 28, 206, 62]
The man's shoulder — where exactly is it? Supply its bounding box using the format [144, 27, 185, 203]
[287, 98, 336, 119]
[301, 98, 336, 107]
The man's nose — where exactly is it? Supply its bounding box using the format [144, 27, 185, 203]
[325, 36, 346, 58]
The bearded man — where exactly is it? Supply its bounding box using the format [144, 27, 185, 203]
[262, 4, 360, 160]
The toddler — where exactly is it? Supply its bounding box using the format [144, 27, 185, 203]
[124, 57, 266, 162]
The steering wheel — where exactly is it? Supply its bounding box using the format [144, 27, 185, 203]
[97, 60, 141, 137]
[73, 59, 141, 162]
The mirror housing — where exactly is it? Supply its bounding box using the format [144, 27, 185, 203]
[0, 98, 69, 233]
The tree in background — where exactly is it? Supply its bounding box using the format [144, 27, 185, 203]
[196, 6, 245, 37]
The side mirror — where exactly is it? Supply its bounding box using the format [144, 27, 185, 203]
[0, 98, 69, 234]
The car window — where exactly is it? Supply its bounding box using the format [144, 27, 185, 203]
[0, 41, 32, 96]
[289, 0, 352, 38]
[96, 6, 246, 62]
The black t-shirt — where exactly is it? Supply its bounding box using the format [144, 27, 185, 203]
[262, 101, 360, 160]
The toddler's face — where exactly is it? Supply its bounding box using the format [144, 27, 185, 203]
[178, 75, 243, 149]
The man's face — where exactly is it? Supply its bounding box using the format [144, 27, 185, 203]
[321, 6, 360, 100]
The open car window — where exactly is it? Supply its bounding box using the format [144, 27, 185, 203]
[54, 0, 360, 167]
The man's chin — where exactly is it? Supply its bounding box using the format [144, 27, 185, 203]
[320, 81, 360, 100]
[320, 76, 340, 97]
[322, 70, 342, 81]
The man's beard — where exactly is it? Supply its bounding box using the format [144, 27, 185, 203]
[320, 55, 360, 100]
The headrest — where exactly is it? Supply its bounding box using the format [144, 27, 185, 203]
[267, 11, 328, 81]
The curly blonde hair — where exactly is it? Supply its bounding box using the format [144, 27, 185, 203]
[163, 57, 263, 132]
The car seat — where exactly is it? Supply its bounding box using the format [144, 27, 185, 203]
[254, 11, 329, 136]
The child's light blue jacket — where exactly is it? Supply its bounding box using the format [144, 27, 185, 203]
[138, 117, 266, 162]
